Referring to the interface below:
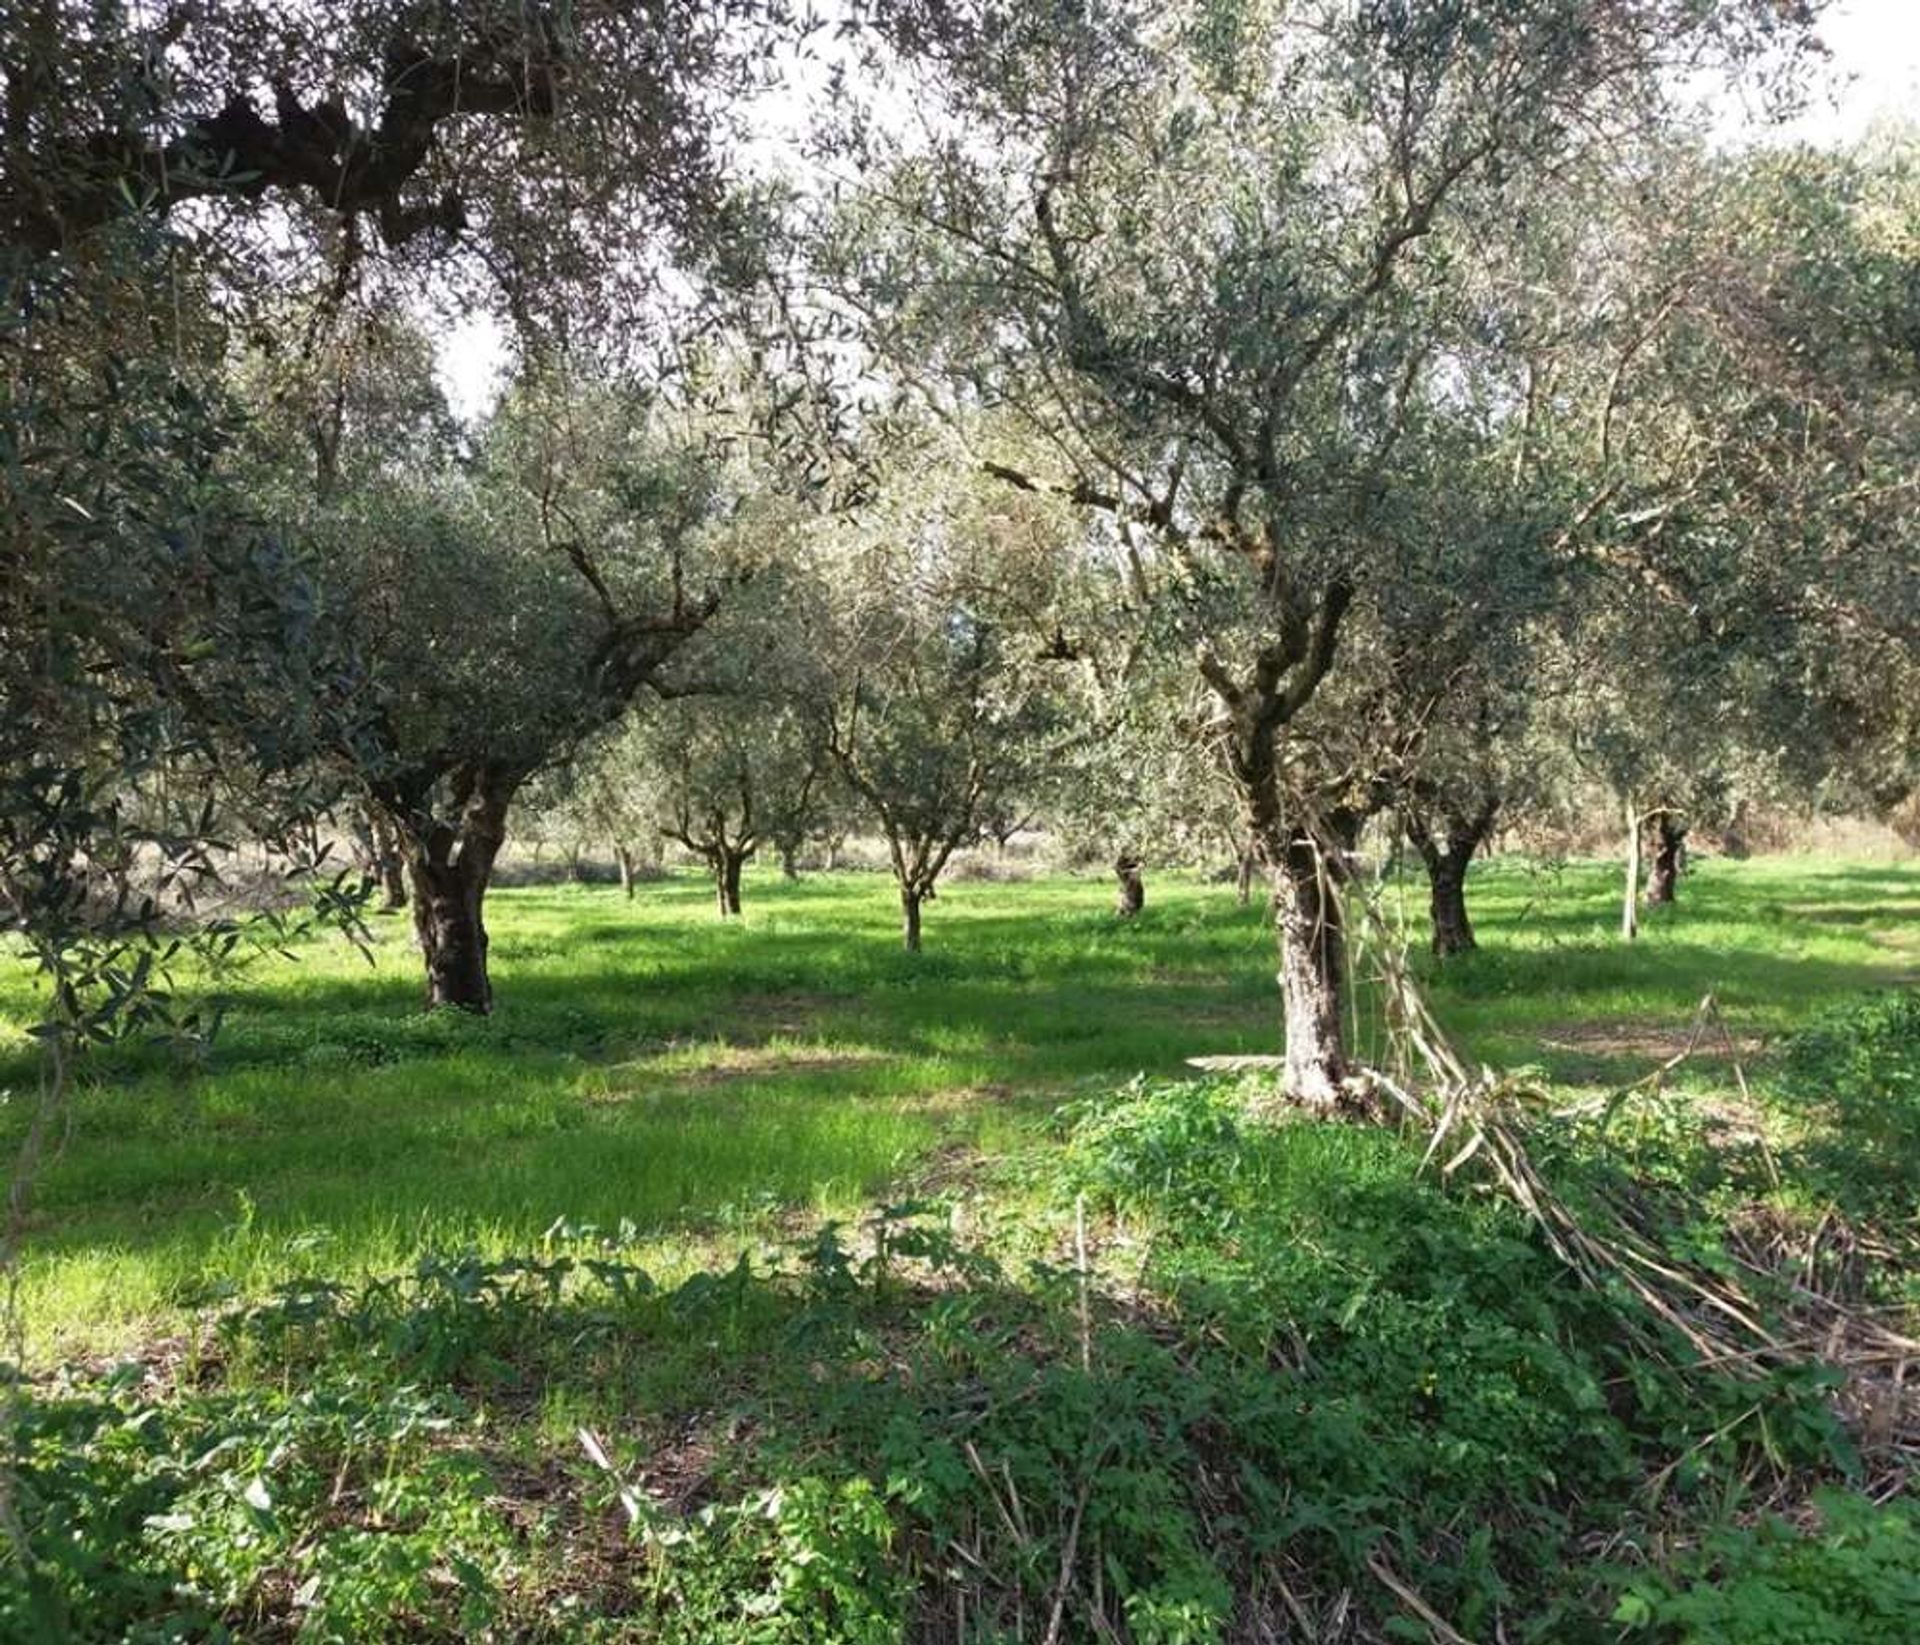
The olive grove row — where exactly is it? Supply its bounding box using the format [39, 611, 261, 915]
[3, 0, 1914, 1110]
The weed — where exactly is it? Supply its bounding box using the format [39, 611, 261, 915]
[1772, 990, 1920, 1227]
[1613, 1490, 1920, 1643]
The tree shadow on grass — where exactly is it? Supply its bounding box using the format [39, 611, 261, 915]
[10, 870, 1915, 1307]
[3, 886, 1275, 1097]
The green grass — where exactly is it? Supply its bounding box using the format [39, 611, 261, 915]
[1414, 855, 1920, 1070]
[5, 853, 1918, 1642]
[1, 854, 1914, 1360]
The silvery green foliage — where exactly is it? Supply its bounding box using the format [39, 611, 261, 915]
[815, 0, 1824, 825]
[0, 233, 370, 1051]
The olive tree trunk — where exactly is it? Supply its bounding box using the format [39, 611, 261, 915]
[1645, 814, 1685, 906]
[1426, 859, 1475, 956]
[1218, 603, 1366, 1114]
[1404, 798, 1497, 957]
[400, 769, 517, 1013]
[713, 848, 747, 917]
[411, 862, 492, 1011]
[1113, 853, 1144, 918]
[615, 844, 637, 899]
[1621, 795, 1642, 940]
[1266, 826, 1354, 1114]
[877, 829, 955, 955]
[366, 808, 408, 911]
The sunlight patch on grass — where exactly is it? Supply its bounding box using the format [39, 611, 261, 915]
[1, 854, 1913, 1358]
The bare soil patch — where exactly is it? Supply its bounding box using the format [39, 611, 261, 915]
[730, 989, 857, 1038]
[1538, 1019, 1767, 1065]
[584, 1041, 887, 1103]
[661, 1047, 887, 1090]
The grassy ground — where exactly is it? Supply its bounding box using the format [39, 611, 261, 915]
[2, 854, 1915, 1361]
[4, 853, 1918, 1641]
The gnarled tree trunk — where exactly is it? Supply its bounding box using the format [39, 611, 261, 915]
[399, 765, 518, 1014]
[411, 860, 491, 1011]
[1113, 853, 1144, 918]
[1404, 795, 1497, 957]
[1211, 575, 1364, 1115]
[1645, 813, 1686, 905]
[1265, 824, 1355, 1115]
[1426, 857, 1474, 956]
[901, 885, 924, 952]
[615, 844, 637, 899]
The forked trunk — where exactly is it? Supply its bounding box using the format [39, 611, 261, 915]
[1405, 801, 1494, 958]
[616, 844, 637, 899]
[1203, 573, 1362, 1113]
[1269, 828, 1353, 1114]
[396, 765, 517, 1013]
[1113, 854, 1144, 918]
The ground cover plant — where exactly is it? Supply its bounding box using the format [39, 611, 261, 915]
[1, 856, 1915, 1640]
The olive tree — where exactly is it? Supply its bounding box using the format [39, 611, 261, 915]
[520, 739, 664, 896]
[822, 0, 1813, 1109]
[1381, 461, 1571, 957]
[647, 697, 828, 914]
[1396, 658, 1549, 957]
[1, 0, 770, 315]
[305, 372, 783, 1009]
[816, 449, 1065, 951]
[824, 610, 1051, 952]
[0, 234, 368, 1043]
[1526, 131, 1920, 932]
[619, 585, 834, 914]
[1042, 629, 1247, 912]
[0, 0, 811, 1037]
